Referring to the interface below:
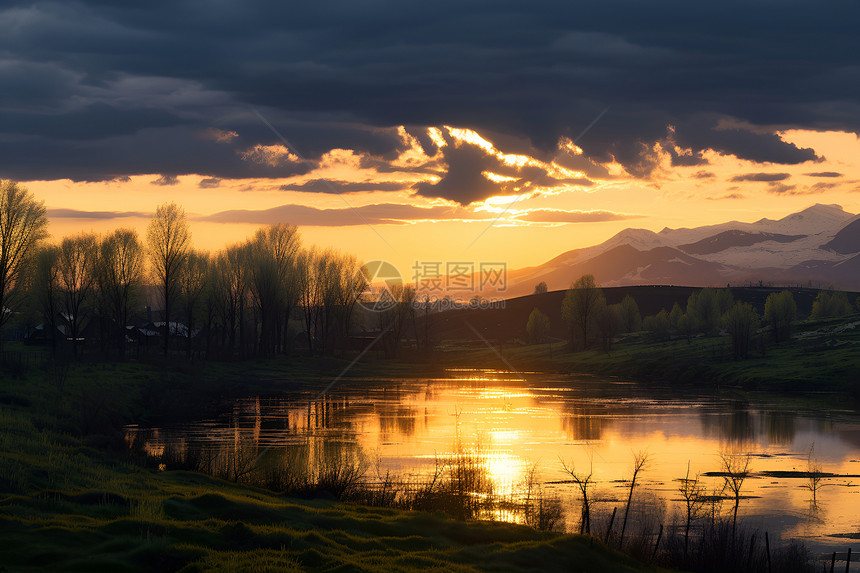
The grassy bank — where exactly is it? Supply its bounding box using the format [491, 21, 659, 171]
[0, 360, 665, 572]
[445, 313, 860, 396]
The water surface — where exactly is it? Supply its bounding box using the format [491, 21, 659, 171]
[127, 369, 860, 554]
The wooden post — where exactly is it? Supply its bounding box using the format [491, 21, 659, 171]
[765, 532, 772, 573]
[846, 547, 851, 573]
[831, 551, 836, 573]
[604, 507, 617, 545]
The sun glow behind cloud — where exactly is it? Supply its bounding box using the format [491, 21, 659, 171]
[22, 123, 860, 280]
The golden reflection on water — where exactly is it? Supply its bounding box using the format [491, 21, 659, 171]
[127, 371, 860, 553]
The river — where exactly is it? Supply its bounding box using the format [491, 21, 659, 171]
[126, 369, 860, 556]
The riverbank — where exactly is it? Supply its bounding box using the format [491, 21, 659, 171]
[443, 314, 860, 398]
[0, 360, 666, 573]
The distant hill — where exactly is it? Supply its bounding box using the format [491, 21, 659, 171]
[678, 230, 805, 255]
[482, 204, 860, 297]
[821, 218, 860, 254]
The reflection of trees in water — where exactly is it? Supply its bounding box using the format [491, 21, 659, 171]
[561, 402, 608, 440]
[371, 383, 420, 438]
[700, 402, 758, 447]
[699, 404, 804, 447]
[378, 404, 417, 437]
[764, 411, 796, 445]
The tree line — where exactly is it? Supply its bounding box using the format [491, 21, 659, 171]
[527, 274, 859, 360]
[0, 181, 367, 359]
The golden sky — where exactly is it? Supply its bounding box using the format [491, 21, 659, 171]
[24, 127, 860, 277]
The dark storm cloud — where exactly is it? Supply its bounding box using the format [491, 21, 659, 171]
[278, 179, 411, 193]
[411, 128, 591, 203]
[730, 173, 791, 182]
[413, 140, 505, 204]
[1, 0, 858, 186]
[151, 174, 179, 186]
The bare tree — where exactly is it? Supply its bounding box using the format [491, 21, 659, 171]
[248, 225, 301, 356]
[146, 202, 190, 355]
[719, 451, 752, 536]
[297, 248, 321, 354]
[179, 249, 210, 359]
[29, 245, 62, 352]
[678, 461, 707, 558]
[561, 457, 596, 534]
[222, 242, 250, 358]
[98, 229, 144, 357]
[377, 282, 415, 358]
[57, 233, 99, 358]
[0, 181, 49, 347]
[803, 443, 824, 505]
[619, 450, 649, 547]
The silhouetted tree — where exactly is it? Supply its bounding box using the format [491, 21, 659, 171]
[57, 233, 99, 358]
[378, 283, 415, 357]
[716, 288, 734, 315]
[533, 281, 548, 295]
[723, 301, 759, 360]
[810, 290, 852, 319]
[179, 249, 210, 358]
[526, 308, 550, 343]
[29, 245, 61, 351]
[668, 302, 683, 332]
[146, 202, 190, 355]
[643, 309, 670, 340]
[764, 290, 796, 343]
[221, 243, 250, 357]
[0, 181, 48, 347]
[98, 229, 144, 357]
[297, 248, 320, 355]
[248, 224, 301, 356]
[594, 298, 617, 351]
[617, 294, 642, 333]
[687, 288, 724, 334]
[561, 274, 604, 349]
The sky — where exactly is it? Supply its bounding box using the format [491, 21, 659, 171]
[4, 0, 860, 278]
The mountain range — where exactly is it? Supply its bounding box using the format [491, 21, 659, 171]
[490, 204, 860, 297]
